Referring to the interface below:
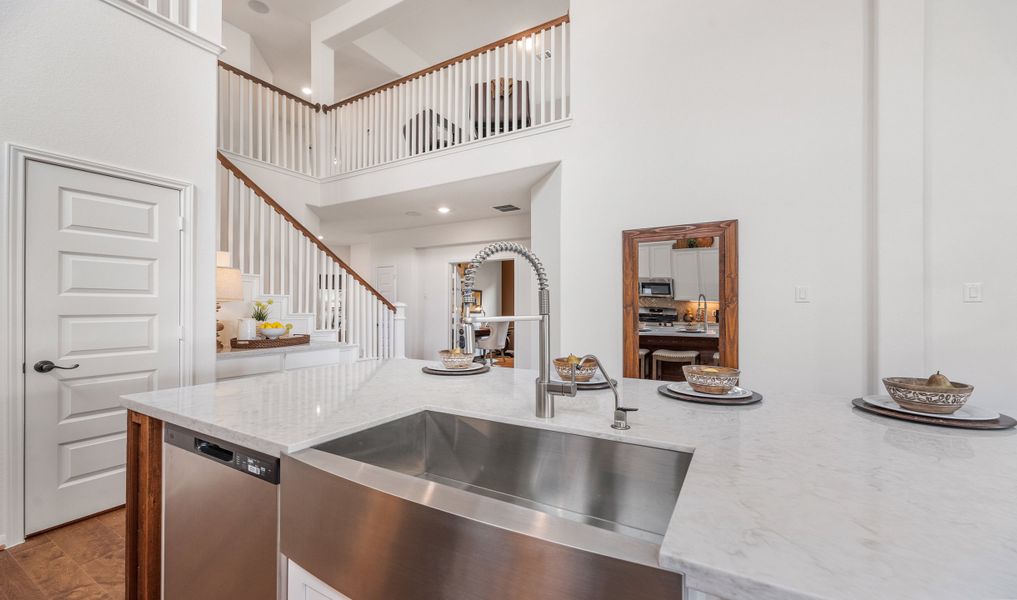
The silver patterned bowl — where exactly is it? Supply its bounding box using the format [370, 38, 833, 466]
[439, 350, 475, 369]
[882, 377, 973, 414]
[682, 365, 740, 395]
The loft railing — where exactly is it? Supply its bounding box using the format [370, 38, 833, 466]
[130, 0, 197, 30]
[217, 152, 397, 359]
[218, 62, 322, 176]
[322, 14, 570, 175]
[216, 15, 570, 177]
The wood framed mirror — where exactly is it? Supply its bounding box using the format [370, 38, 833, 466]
[622, 220, 738, 379]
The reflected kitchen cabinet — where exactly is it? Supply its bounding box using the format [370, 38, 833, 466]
[671, 248, 719, 302]
[640, 242, 673, 278]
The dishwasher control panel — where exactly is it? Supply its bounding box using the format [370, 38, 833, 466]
[165, 424, 280, 484]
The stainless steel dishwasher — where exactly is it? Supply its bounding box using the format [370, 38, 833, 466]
[164, 424, 280, 600]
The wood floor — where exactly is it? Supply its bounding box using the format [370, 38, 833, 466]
[0, 508, 125, 600]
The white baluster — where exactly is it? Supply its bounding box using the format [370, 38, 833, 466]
[237, 183, 246, 271]
[561, 22, 569, 118]
[281, 222, 288, 298]
[258, 201, 265, 287]
[550, 25, 557, 121]
[529, 33, 536, 128]
[268, 210, 276, 293]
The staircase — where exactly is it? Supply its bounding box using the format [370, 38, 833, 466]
[216, 152, 399, 359]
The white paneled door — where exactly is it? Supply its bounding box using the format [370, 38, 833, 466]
[24, 160, 183, 534]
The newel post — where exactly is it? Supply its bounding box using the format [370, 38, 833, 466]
[393, 302, 407, 359]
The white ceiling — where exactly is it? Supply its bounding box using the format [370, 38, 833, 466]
[223, 0, 568, 101]
[313, 164, 555, 244]
[222, 0, 353, 94]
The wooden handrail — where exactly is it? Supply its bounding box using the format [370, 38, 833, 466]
[218, 61, 321, 112]
[217, 152, 396, 311]
[323, 13, 570, 112]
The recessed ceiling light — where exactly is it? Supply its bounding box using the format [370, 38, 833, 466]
[405, 211, 422, 217]
[248, 0, 270, 14]
[301, 87, 312, 95]
[316, 234, 324, 240]
[437, 207, 451, 214]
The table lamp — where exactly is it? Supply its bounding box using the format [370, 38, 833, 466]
[216, 251, 243, 350]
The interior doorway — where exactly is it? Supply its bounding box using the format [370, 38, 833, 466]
[621, 220, 739, 380]
[18, 157, 188, 536]
[451, 258, 515, 368]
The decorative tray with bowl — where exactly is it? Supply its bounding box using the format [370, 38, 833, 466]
[421, 350, 491, 376]
[657, 365, 763, 405]
[851, 371, 1015, 430]
[551, 354, 618, 390]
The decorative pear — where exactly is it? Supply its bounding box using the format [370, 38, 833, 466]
[926, 371, 953, 389]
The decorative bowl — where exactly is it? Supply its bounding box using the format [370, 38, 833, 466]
[259, 327, 286, 339]
[882, 377, 974, 414]
[439, 350, 475, 370]
[682, 365, 740, 395]
[553, 356, 598, 382]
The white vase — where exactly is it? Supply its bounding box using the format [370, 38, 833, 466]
[237, 318, 258, 341]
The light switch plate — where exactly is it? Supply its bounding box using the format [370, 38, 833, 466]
[963, 283, 983, 303]
[794, 285, 811, 303]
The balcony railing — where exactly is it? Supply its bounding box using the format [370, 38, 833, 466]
[216, 15, 570, 177]
[321, 15, 570, 175]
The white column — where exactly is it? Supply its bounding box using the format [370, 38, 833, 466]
[873, 0, 927, 392]
[392, 302, 407, 359]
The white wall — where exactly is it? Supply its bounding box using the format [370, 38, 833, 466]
[221, 20, 274, 82]
[922, 0, 1017, 414]
[0, 0, 220, 545]
[560, 0, 869, 396]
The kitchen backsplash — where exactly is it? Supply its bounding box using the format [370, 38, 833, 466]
[639, 297, 721, 322]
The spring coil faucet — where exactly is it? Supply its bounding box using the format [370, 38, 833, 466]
[460, 242, 573, 418]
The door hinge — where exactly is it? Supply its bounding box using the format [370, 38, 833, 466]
[177, 326, 185, 341]
[177, 216, 185, 231]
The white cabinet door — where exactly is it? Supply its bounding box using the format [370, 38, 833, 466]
[24, 160, 182, 533]
[698, 248, 720, 301]
[634, 247, 650, 280]
[649, 244, 672, 278]
[288, 560, 351, 600]
[638, 246, 650, 278]
[671, 250, 701, 300]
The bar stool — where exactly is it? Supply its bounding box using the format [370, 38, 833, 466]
[638, 348, 650, 378]
[652, 349, 700, 380]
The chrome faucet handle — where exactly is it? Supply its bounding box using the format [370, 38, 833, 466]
[576, 355, 637, 430]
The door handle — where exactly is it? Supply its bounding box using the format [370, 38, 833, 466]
[33, 360, 79, 373]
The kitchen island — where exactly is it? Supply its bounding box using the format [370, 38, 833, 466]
[121, 359, 1017, 600]
[639, 326, 721, 379]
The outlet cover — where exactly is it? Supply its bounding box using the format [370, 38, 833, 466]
[963, 283, 983, 303]
[795, 285, 811, 303]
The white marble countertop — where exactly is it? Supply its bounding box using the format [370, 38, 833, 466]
[121, 359, 1017, 600]
[215, 340, 353, 360]
[639, 326, 720, 338]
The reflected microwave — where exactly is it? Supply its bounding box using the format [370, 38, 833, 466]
[639, 278, 674, 298]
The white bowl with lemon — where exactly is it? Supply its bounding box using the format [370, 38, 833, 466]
[258, 322, 292, 339]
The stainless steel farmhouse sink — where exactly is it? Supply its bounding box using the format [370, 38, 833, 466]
[281, 411, 692, 600]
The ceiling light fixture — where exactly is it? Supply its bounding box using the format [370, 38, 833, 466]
[247, 0, 270, 14]
[437, 207, 451, 214]
[301, 87, 312, 95]
[316, 234, 324, 240]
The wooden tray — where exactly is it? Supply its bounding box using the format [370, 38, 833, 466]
[422, 365, 491, 376]
[658, 385, 762, 406]
[230, 334, 310, 350]
[851, 398, 1016, 430]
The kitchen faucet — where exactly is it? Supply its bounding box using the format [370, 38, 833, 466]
[460, 242, 576, 418]
[696, 293, 708, 333]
